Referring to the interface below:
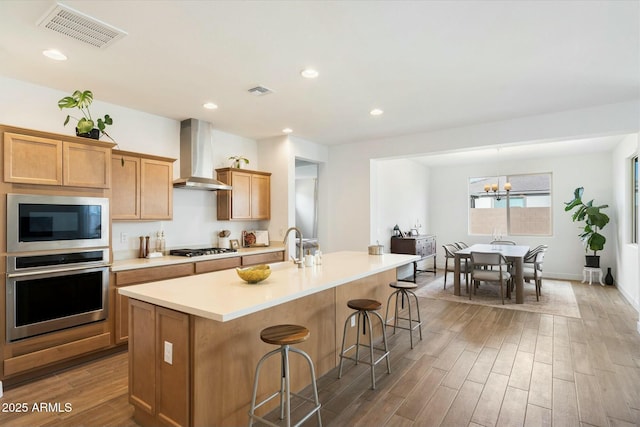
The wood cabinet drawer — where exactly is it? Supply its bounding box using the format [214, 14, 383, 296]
[115, 263, 193, 286]
[241, 251, 285, 266]
[195, 257, 241, 274]
[4, 332, 111, 376]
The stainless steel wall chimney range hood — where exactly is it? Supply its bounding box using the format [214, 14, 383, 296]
[173, 119, 232, 191]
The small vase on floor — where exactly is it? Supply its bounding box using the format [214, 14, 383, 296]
[604, 267, 614, 286]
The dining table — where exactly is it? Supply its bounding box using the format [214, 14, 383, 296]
[453, 243, 530, 304]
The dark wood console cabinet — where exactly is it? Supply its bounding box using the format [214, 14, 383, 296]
[390, 235, 436, 282]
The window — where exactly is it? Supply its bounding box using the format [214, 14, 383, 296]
[633, 156, 638, 244]
[469, 173, 552, 236]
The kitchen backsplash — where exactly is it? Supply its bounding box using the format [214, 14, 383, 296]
[112, 188, 269, 260]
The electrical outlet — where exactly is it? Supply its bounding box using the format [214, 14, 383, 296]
[164, 341, 173, 365]
[120, 232, 128, 244]
[350, 316, 356, 327]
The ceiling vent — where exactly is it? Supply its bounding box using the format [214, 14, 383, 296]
[248, 85, 274, 96]
[37, 3, 127, 49]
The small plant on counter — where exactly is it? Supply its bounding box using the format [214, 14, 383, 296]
[57, 90, 115, 142]
[229, 156, 249, 168]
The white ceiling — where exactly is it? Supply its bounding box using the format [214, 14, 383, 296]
[0, 1, 638, 146]
[412, 135, 626, 166]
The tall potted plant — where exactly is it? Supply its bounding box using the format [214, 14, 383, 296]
[564, 187, 610, 267]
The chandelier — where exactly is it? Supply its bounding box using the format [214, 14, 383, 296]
[483, 180, 511, 201]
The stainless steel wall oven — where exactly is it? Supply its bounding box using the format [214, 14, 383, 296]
[5, 193, 111, 342]
[6, 249, 110, 342]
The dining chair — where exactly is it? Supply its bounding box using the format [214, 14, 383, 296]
[442, 244, 469, 291]
[490, 240, 516, 245]
[453, 241, 469, 249]
[470, 251, 511, 304]
[524, 245, 548, 267]
[523, 249, 546, 301]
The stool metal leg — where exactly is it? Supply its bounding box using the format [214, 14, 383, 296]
[248, 347, 283, 427]
[385, 289, 423, 349]
[410, 290, 423, 343]
[289, 347, 323, 427]
[370, 310, 391, 376]
[249, 345, 322, 427]
[338, 313, 352, 379]
[365, 312, 376, 389]
[339, 307, 392, 390]
[405, 291, 413, 348]
[283, 346, 290, 427]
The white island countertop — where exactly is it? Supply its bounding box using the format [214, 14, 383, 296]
[118, 251, 419, 322]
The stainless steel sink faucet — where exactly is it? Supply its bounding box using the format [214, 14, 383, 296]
[283, 227, 304, 268]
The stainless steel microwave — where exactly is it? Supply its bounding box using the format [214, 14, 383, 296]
[6, 194, 109, 253]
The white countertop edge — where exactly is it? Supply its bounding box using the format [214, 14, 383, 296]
[111, 244, 286, 272]
[118, 252, 420, 322]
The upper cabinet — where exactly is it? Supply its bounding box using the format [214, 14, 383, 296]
[216, 168, 271, 220]
[3, 130, 112, 188]
[112, 150, 176, 220]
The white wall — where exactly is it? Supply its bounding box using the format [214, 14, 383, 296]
[612, 134, 639, 315]
[373, 158, 429, 279]
[372, 158, 429, 246]
[427, 150, 614, 280]
[326, 100, 639, 254]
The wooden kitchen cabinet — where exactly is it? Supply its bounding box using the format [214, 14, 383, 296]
[3, 130, 112, 188]
[216, 168, 271, 220]
[194, 257, 241, 274]
[241, 250, 285, 266]
[113, 263, 193, 344]
[112, 150, 176, 220]
[129, 299, 190, 427]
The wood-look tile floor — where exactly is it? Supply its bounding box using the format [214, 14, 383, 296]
[2, 274, 639, 427]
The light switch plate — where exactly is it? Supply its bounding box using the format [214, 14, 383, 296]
[164, 341, 173, 365]
[351, 316, 356, 327]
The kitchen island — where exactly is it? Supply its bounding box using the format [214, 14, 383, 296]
[119, 251, 419, 427]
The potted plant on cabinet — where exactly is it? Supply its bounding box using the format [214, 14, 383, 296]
[57, 90, 115, 142]
[564, 186, 610, 268]
[229, 156, 249, 168]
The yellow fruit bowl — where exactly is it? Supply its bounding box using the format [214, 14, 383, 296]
[236, 264, 271, 284]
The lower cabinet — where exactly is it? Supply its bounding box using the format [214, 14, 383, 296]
[113, 263, 194, 344]
[242, 251, 285, 266]
[129, 299, 190, 427]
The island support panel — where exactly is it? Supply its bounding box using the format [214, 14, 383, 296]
[129, 268, 396, 427]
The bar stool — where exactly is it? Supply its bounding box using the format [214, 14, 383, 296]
[338, 299, 391, 390]
[384, 281, 423, 349]
[248, 324, 322, 427]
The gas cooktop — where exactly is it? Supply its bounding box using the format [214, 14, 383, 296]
[169, 247, 237, 257]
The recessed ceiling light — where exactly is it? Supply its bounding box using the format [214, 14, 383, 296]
[282, 128, 293, 134]
[300, 68, 319, 79]
[42, 49, 67, 61]
[370, 108, 384, 116]
[203, 102, 218, 110]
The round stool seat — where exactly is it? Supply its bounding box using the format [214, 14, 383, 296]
[389, 281, 418, 290]
[260, 324, 309, 346]
[347, 299, 382, 311]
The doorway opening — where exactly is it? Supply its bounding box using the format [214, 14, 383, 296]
[295, 159, 319, 253]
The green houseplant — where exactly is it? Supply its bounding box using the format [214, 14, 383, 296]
[57, 90, 114, 142]
[564, 186, 610, 267]
[229, 156, 249, 168]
